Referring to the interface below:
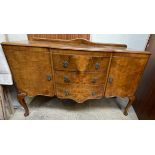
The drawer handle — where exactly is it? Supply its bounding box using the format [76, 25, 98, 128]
[64, 90, 69, 96]
[63, 60, 69, 68]
[47, 75, 52, 81]
[92, 92, 96, 96]
[108, 76, 113, 84]
[95, 63, 100, 70]
[92, 78, 97, 84]
[64, 76, 70, 83]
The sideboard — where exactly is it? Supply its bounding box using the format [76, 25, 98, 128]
[1, 39, 150, 117]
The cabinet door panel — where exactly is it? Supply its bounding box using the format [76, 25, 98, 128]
[4, 46, 54, 96]
[105, 55, 149, 97]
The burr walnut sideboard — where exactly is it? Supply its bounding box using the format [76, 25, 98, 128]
[1, 39, 150, 117]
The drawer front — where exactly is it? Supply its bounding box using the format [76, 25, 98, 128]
[53, 54, 110, 72]
[56, 84, 104, 102]
[55, 71, 106, 84]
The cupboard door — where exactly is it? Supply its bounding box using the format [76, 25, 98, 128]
[4, 46, 54, 96]
[105, 54, 149, 97]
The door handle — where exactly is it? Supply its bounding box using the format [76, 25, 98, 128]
[47, 75, 52, 81]
[108, 76, 113, 84]
[63, 60, 69, 68]
[95, 63, 100, 70]
[64, 76, 70, 83]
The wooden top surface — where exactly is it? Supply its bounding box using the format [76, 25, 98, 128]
[1, 38, 151, 54]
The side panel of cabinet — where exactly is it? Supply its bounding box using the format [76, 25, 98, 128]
[105, 53, 149, 97]
[3, 46, 54, 96]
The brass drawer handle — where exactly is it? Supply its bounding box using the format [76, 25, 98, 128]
[92, 78, 97, 84]
[92, 92, 96, 96]
[108, 76, 113, 84]
[64, 90, 69, 96]
[47, 75, 52, 81]
[95, 63, 100, 70]
[64, 76, 70, 83]
[63, 60, 69, 68]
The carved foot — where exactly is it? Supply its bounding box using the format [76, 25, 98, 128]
[124, 96, 135, 116]
[123, 110, 128, 116]
[17, 93, 29, 117]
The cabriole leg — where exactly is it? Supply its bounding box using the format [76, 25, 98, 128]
[17, 93, 29, 117]
[124, 96, 135, 116]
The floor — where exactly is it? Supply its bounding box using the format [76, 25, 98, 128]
[10, 96, 138, 120]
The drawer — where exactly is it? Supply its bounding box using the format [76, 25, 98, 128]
[56, 83, 104, 102]
[53, 54, 110, 72]
[55, 71, 106, 84]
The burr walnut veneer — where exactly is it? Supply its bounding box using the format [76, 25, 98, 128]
[1, 39, 150, 116]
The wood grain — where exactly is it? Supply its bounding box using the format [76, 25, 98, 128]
[3, 46, 54, 96]
[55, 71, 106, 84]
[56, 83, 104, 103]
[1, 39, 150, 116]
[0, 86, 14, 119]
[105, 55, 149, 97]
[27, 34, 90, 41]
[1, 38, 129, 52]
[53, 53, 110, 72]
